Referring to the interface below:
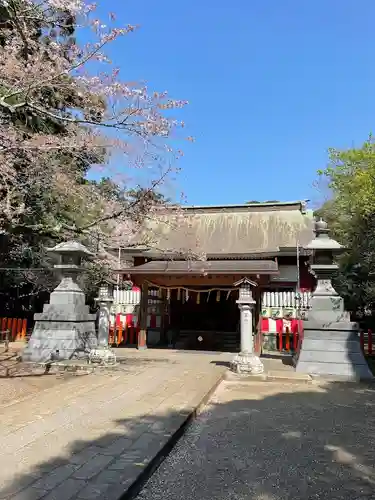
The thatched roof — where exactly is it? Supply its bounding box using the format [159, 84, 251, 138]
[127, 201, 314, 257]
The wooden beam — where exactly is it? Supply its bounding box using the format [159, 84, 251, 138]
[137, 281, 148, 350]
[159, 288, 168, 345]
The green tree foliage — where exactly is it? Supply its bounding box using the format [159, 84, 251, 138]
[317, 136, 375, 315]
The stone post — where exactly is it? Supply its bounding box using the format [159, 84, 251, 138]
[96, 284, 114, 347]
[296, 219, 373, 380]
[231, 278, 264, 374]
[88, 283, 117, 365]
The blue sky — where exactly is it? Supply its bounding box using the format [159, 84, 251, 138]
[96, 0, 375, 208]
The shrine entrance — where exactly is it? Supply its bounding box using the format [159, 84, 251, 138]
[119, 260, 279, 352]
[168, 286, 240, 351]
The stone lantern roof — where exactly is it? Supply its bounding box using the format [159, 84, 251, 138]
[305, 219, 343, 252]
[47, 241, 94, 258]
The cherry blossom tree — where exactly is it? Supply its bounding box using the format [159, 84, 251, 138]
[0, 0, 189, 239]
[0, 0, 190, 309]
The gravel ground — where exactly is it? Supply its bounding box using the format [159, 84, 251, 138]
[137, 380, 375, 500]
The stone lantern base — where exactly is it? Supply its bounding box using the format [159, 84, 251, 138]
[295, 320, 373, 380]
[23, 319, 97, 363]
[231, 351, 264, 375]
[22, 278, 97, 363]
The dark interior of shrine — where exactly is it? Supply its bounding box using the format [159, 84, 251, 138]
[169, 287, 239, 333]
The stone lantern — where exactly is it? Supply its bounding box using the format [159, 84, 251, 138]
[304, 219, 345, 322]
[296, 219, 373, 379]
[22, 241, 98, 363]
[230, 277, 264, 374]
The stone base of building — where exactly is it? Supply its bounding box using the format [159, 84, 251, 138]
[231, 351, 264, 374]
[295, 320, 373, 380]
[22, 320, 97, 363]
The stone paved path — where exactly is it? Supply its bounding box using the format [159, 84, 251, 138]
[137, 380, 375, 500]
[0, 348, 69, 407]
[0, 349, 231, 500]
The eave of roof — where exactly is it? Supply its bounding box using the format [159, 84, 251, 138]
[118, 259, 279, 275]
[178, 200, 309, 213]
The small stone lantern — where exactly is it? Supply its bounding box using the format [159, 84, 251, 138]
[88, 282, 116, 365]
[230, 277, 264, 375]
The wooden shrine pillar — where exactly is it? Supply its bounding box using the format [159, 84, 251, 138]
[159, 288, 168, 345]
[137, 281, 148, 350]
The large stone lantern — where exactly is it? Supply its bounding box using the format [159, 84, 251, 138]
[306, 219, 344, 321]
[296, 220, 373, 379]
[22, 241, 98, 362]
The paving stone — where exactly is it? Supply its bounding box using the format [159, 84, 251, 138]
[108, 457, 148, 472]
[101, 479, 134, 500]
[131, 432, 167, 459]
[0, 350, 230, 500]
[72, 454, 114, 480]
[0, 474, 41, 498]
[130, 432, 159, 451]
[32, 464, 79, 491]
[9, 487, 47, 500]
[42, 478, 86, 500]
[76, 482, 112, 499]
[91, 468, 129, 485]
[70, 446, 103, 465]
[95, 432, 123, 448]
[100, 437, 133, 456]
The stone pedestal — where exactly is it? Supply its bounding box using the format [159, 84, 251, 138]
[231, 279, 264, 375]
[296, 320, 372, 379]
[22, 277, 97, 362]
[22, 242, 97, 363]
[231, 350, 264, 374]
[296, 279, 372, 379]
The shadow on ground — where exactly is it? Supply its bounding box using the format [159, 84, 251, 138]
[137, 381, 375, 500]
[1, 377, 375, 500]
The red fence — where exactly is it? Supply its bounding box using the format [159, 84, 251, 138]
[109, 314, 140, 346]
[254, 320, 304, 355]
[0, 317, 27, 342]
[277, 327, 374, 356]
[276, 326, 302, 353]
[360, 329, 375, 356]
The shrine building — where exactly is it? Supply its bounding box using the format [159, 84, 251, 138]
[114, 200, 316, 352]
